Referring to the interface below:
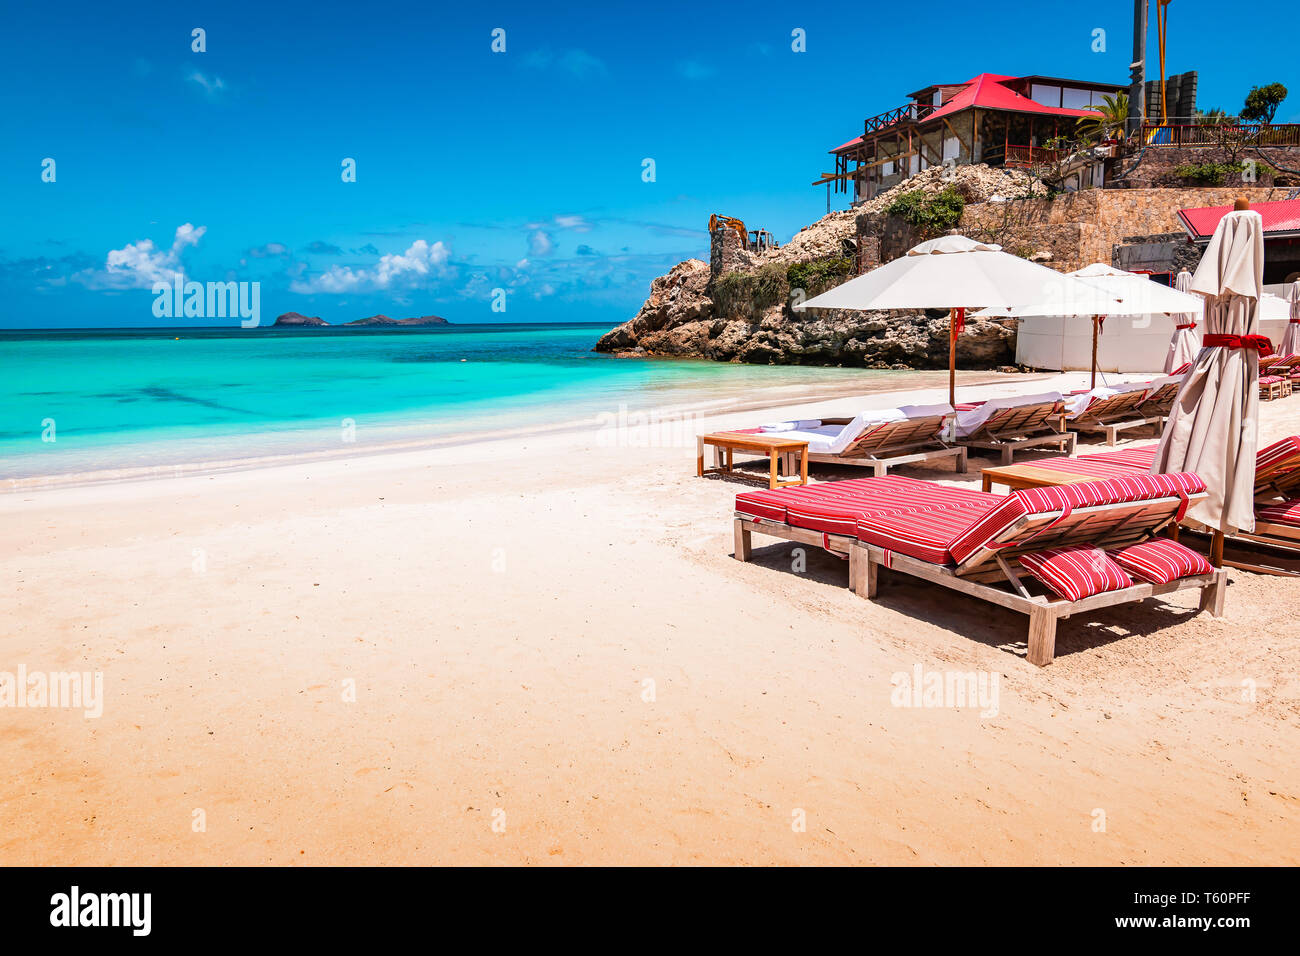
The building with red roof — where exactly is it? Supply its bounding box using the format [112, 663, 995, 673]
[1178, 196, 1300, 285]
[818, 73, 1125, 204]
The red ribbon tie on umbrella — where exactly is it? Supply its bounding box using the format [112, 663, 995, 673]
[1203, 334, 1273, 354]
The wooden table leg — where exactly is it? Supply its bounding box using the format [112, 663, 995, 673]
[696, 436, 704, 478]
[768, 450, 779, 489]
[800, 446, 808, 485]
[982, 473, 993, 493]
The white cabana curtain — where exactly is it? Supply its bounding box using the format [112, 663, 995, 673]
[1281, 280, 1300, 357]
[1164, 269, 1199, 373]
[1151, 211, 1266, 534]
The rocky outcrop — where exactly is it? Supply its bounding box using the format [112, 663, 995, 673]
[273, 311, 329, 326]
[594, 265, 1015, 368]
[595, 164, 1043, 368]
[344, 314, 450, 326]
[272, 312, 452, 327]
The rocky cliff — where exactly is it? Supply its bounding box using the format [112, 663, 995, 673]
[593, 256, 1014, 368]
[594, 165, 1043, 368]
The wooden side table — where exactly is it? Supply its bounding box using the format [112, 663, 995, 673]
[697, 432, 809, 490]
[980, 463, 1099, 493]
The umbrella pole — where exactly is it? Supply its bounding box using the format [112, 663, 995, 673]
[1090, 315, 1099, 389]
[949, 307, 963, 409]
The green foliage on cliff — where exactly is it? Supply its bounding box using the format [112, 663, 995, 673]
[787, 257, 853, 297]
[1173, 161, 1247, 185]
[885, 187, 966, 237]
[713, 256, 855, 320]
[713, 262, 788, 318]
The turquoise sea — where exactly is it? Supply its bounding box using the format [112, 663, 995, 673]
[1, 324, 883, 481]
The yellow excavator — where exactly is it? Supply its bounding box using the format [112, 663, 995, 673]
[708, 214, 778, 252]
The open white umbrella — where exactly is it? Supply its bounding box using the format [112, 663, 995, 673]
[800, 235, 1124, 407]
[1150, 205, 1267, 564]
[1279, 280, 1300, 355]
[974, 263, 1203, 387]
[1164, 269, 1199, 373]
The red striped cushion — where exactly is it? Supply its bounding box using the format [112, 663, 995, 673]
[1257, 436, 1300, 477]
[1108, 539, 1213, 584]
[854, 502, 995, 564]
[1172, 362, 1192, 375]
[735, 476, 998, 535]
[1256, 498, 1300, 529]
[1019, 546, 1133, 601]
[948, 473, 1205, 566]
[1261, 375, 1284, 385]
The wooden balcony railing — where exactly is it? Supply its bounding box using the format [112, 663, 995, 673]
[1142, 123, 1300, 147]
[983, 144, 1066, 168]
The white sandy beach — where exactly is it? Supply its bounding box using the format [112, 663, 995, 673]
[2, 370, 1299, 866]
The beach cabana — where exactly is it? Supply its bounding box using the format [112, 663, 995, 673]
[974, 263, 1204, 388]
[1164, 269, 1198, 374]
[1150, 203, 1267, 566]
[799, 235, 1125, 409]
[1284, 281, 1300, 357]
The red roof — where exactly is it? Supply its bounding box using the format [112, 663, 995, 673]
[831, 73, 1104, 154]
[929, 73, 1101, 123]
[1179, 197, 1300, 240]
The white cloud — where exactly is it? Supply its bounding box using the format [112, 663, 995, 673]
[290, 239, 453, 294]
[188, 71, 226, 97]
[76, 223, 207, 289]
[527, 230, 555, 257]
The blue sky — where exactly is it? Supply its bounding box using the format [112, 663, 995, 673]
[1, 0, 1294, 328]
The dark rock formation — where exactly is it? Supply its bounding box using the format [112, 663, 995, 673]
[273, 312, 329, 326]
[593, 258, 1015, 368]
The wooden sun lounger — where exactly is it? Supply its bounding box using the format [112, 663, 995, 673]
[789, 414, 967, 478]
[733, 477, 1224, 666]
[1065, 388, 1164, 446]
[955, 400, 1074, 466]
[845, 497, 1223, 667]
[980, 436, 1300, 573]
[1136, 381, 1181, 419]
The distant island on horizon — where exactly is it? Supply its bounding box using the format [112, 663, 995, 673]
[272, 312, 452, 328]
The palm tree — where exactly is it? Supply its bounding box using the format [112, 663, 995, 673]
[1076, 93, 1130, 142]
[1195, 108, 1231, 126]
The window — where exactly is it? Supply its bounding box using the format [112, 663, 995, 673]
[933, 90, 943, 106]
[943, 136, 960, 161]
[1062, 87, 1096, 110]
[1030, 84, 1062, 107]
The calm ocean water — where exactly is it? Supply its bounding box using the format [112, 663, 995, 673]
[1, 324, 881, 480]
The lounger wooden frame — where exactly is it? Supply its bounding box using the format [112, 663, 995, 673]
[733, 490, 1225, 667]
[955, 401, 1074, 466]
[1066, 389, 1164, 446]
[791, 415, 967, 478]
[1136, 382, 1180, 420]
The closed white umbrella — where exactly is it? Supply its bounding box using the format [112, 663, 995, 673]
[1280, 280, 1300, 355]
[1164, 269, 1199, 373]
[1150, 205, 1267, 564]
[974, 263, 1203, 387]
[800, 235, 1124, 407]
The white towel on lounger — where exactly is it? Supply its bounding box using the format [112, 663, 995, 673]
[954, 391, 1063, 438]
[762, 404, 953, 455]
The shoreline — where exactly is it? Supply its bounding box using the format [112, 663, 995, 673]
[3, 370, 1049, 492]
[4, 368, 1298, 865]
